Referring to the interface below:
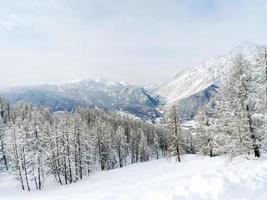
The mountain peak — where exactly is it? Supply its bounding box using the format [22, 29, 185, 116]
[229, 42, 265, 60]
[61, 78, 130, 88]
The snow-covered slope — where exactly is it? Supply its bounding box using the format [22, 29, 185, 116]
[157, 43, 263, 104]
[1, 155, 267, 200]
[156, 43, 265, 119]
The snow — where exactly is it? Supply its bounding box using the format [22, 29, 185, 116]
[117, 110, 141, 120]
[1, 155, 267, 200]
[156, 43, 265, 106]
[61, 79, 84, 85]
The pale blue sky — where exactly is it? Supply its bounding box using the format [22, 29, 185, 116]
[0, 0, 266, 87]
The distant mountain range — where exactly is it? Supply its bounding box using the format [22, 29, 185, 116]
[0, 43, 264, 121]
[0, 79, 161, 120]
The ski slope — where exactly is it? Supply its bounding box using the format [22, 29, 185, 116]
[1, 155, 267, 200]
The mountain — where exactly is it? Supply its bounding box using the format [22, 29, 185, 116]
[175, 84, 219, 120]
[0, 43, 263, 121]
[155, 42, 264, 120]
[0, 79, 161, 120]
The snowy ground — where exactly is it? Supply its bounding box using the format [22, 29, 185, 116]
[1, 155, 267, 200]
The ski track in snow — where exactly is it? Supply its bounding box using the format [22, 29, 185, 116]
[1, 155, 267, 200]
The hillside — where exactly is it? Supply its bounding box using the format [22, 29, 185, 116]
[156, 42, 265, 119]
[1, 155, 267, 200]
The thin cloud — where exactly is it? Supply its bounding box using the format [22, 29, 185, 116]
[0, 0, 266, 87]
[0, 14, 26, 30]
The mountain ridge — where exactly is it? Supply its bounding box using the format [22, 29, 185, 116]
[0, 79, 161, 120]
[0, 43, 264, 121]
[155, 42, 265, 119]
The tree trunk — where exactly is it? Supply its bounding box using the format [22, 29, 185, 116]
[12, 130, 25, 190]
[118, 146, 123, 168]
[246, 105, 260, 157]
[22, 147, 31, 191]
[176, 145, 181, 162]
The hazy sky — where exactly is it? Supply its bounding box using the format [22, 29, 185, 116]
[0, 0, 267, 87]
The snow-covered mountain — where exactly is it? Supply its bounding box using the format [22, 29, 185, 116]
[156, 42, 265, 119]
[0, 43, 264, 121]
[0, 79, 161, 120]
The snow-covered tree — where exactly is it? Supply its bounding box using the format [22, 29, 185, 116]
[138, 129, 150, 162]
[114, 126, 127, 168]
[166, 105, 184, 162]
[0, 101, 167, 190]
[0, 96, 10, 171]
[195, 105, 218, 157]
[209, 55, 266, 157]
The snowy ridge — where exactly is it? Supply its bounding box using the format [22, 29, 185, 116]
[156, 43, 265, 105]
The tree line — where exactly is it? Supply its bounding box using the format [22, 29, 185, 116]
[0, 99, 172, 191]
